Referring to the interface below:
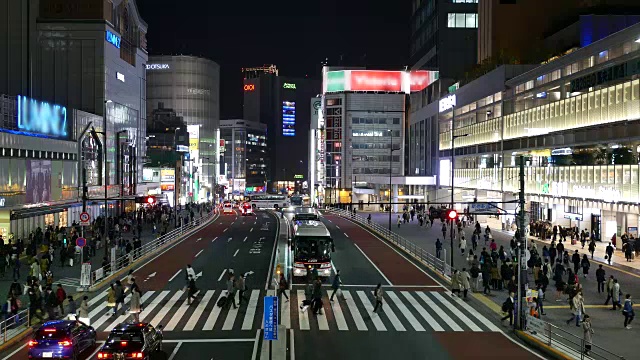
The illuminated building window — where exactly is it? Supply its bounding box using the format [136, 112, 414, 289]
[447, 13, 477, 28]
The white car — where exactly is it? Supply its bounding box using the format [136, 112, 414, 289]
[222, 202, 234, 214]
[241, 203, 253, 216]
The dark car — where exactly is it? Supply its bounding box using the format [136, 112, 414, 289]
[28, 320, 97, 360]
[97, 323, 163, 360]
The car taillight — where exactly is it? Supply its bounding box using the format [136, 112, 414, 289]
[320, 263, 331, 268]
[58, 340, 72, 347]
[131, 353, 144, 358]
[294, 263, 305, 268]
[28, 340, 38, 347]
[97, 352, 112, 359]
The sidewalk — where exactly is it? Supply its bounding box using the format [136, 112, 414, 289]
[0, 209, 203, 306]
[361, 211, 636, 360]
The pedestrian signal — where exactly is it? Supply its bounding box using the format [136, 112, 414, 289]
[447, 209, 458, 220]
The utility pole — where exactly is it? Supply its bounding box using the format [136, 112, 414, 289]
[515, 155, 527, 330]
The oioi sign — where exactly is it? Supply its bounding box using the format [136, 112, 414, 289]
[322, 69, 439, 94]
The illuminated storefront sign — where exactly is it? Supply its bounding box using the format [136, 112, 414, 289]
[282, 101, 296, 136]
[570, 61, 631, 93]
[106, 30, 121, 48]
[146, 63, 170, 70]
[176, 145, 189, 152]
[551, 147, 572, 156]
[17, 95, 68, 139]
[187, 88, 211, 95]
[283, 83, 296, 89]
[244, 84, 255, 91]
[439, 94, 456, 113]
[323, 69, 438, 94]
[142, 168, 154, 181]
[294, 174, 303, 179]
[160, 169, 175, 182]
[352, 131, 383, 137]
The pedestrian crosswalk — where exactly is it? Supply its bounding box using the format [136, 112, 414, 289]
[77, 288, 500, 333]
[57, 277, 81, 287]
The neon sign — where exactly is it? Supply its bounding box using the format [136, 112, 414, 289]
[323, 69, 438, 94]
[283, 83, 297, 90]
[17, 96, 68, 139]
[146, 64, 170, 70]
[244, 84, 255, 91]
[439, 94, 456, 113]
[106, 30, 121, 48]
[282, 101, 296, 136]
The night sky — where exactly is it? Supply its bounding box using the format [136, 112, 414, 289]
[136, 0, 411, 118]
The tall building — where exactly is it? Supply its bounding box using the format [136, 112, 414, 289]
[242, 68, 320, 190]
[146, 55, 221, 202]
[0, 0, 149, 238]
[219, 119, 268, 198]
[318, 67, 438, 208]
[410, 0, 478, 79]
[432, 22, 640, 243]
[477, 0, 640, 65]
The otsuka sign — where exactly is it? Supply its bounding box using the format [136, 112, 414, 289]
[244, 84, 255, 91]
[323, 69, 438, 94]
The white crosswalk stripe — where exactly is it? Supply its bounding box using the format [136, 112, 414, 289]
[80, 289, 500, 333]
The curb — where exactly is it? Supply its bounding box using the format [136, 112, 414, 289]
[515, 330, 573, 360]
[0, 327, 33, 353]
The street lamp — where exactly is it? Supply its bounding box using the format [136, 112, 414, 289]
[103, 100, 112, 255]
[174, 127, 181, 226]
[449, 105, 469, 270]
[387, 129, 399, 230]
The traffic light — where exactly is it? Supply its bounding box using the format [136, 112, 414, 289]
[135, 196, 157, 205]
[447, 209, 458, 220]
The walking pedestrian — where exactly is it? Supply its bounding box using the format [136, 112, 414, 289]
[582, 314, 594, 356]
[44, 287, 57, 320]
[129, 287, 142, 322]
[187, 276, 198, 304]
[460, 268, 470, 299]
[55, 284, 66, 316]
[451, 270, 461, 296]
[329, 270, 342, 302]
[596, 265, 606, 294]
[460, 236, 467, 255]
[226, 274, 238, 309]
[435, 238, 442, 259]
[571, 250, 580, 274]
[623, 294, 634, 329]
[186, 264, 197, 281]
[611, 279, 622, 310]
[606, 242, 615, 265]
[397, 215, 402, 228]
[372, 283, 384, 313]
[588, 240, 596, 259]
[77, 296, 89, 325]
[277, 273, 289, 302]
[580, 255, 590, 278]
[566, 291, 584, 327]
[236, 274, 248, 305]
[107, 284, 116, 316]
[113, 280, 125, 316]
[501, 292, 515, 326]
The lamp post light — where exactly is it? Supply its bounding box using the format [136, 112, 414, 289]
[449, 105, 469, 270]
[387, 129, 399, 231]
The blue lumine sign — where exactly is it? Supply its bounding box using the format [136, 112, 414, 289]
[17, 95, 68, 139]
[106, 30, 121, 49]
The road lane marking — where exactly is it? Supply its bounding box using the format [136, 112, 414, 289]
[168, 341, 182, 360]
[203, 292, 227, 330]
[431, 291, 481, 331]
[150, 291, 184, 328]
[241, 290, 260, 330]
[281, 290, 291, 329]
[228, 237, 233, 242]
[139, 291, 170, 321]
[353, 243, 392, 285]
[415, 292, 462, 331]
[222, 298, 240, 330]
[335, 225, 340, 229]
[401, 291, 443, 331]
[165, 293, 195, 331]
[443, 292, 500, 331]
[250, 228, 254, 232]
[329, 294, 349, 330]
[218, 269, 227, 282]
[184, 290, 215, 330]
[342, 290, 367, 331]
[290, 329, 295, 360]
[331, 260, 337, 276]
[87, 290, 108, 307]
[212, 236, 218, 242]
[196, 237, 202, 242]
[168, 269, 182, 282]
[105, 292, 154, 331]
[356, 291, 386, 331]
[87, 343, 104, 359]
[378, 294, 406, 331]
[316, 300, 330, 330]
[88, 292, 110, 318]
[233, 249, 239, 257]
[297, 290, 310, 330]
[387, 292, 425, 331]
[254, 221, 257, 225]
[1, 344, 26, 360]
[344, 233, 349, 238]
[244, 236, 248, 242]
[195, 249, 204, 258]
[251, 329, 260, 360]
[92, 294, 132, 330]
[224, 228, 228, 232]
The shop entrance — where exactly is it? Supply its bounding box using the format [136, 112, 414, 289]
[591, 214, 601, 242]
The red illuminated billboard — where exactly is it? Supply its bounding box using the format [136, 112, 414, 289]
[350, 71, 403, 92]
[409, 71, 438, 92]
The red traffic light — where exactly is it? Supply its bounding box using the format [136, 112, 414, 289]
[146, 196, 156, 205]
[447, 209, 458, 219]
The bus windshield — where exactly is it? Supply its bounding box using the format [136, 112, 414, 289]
[293, 236, 332, 262]
[290, 195, 303, 206]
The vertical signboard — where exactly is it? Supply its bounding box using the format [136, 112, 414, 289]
[263, 296, 278, 340]
[187, 125, 200, 202]
[282, 101, 296, 136]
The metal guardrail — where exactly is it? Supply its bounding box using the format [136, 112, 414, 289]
[0, 308, 29, 345]
[324, 207, 448, 279]
[90, 211, 217, 287]
[526, 315, 625, 360]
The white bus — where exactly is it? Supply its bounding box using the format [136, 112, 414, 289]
[247, 194, 290, 209]
[291, 220, 334, 278]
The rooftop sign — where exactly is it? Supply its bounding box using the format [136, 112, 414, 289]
[322, 69, 438, 94]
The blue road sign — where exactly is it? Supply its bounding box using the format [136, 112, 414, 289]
[76, 237, 86, 248]
[263, 296, 278, 340]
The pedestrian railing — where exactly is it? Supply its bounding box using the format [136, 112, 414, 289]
[0, 308, 30, 345]
[324, 207, 448, 279]
[526, 315, 625, 360]
[90, 211, 217, 288]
